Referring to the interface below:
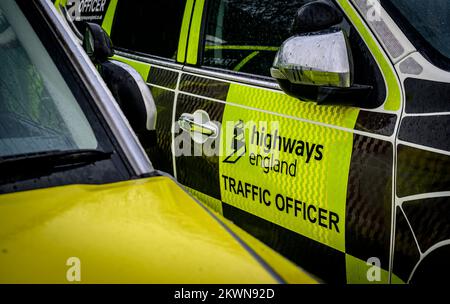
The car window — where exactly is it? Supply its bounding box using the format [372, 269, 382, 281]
[202, 0, 315, 77]
[0, 0, 132, 193]
[110, 0, 185, 60]
[0, 1, 97, 158]
[380, 0, 450, 71]
[201, 0, 387, 108]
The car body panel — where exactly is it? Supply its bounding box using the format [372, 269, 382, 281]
[168, 0, 401, 283]
[0, 0, 318, 284]
[0, 176, 316, 283]
[58, 0, 450, 284]
[76, 0, 398, 283]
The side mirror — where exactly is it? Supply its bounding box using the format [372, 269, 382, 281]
[81, 23, 157, 147]
[271, 1, 372, 106]
[82, 22, 114, 63]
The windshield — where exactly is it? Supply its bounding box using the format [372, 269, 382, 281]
[0, 0, 97, 159]
[381, 0, 450, 70]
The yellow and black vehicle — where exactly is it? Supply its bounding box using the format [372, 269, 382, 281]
[56, 0, 450, 284]
[0, 0, 319, 283]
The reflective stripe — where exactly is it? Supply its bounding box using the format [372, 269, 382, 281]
[177, 0, 195, 63]
[53, 0, 65, 11]
[186, 186, 224, 215]
[337, 0, 402, 112]
[112, 54, 151, 80]
[102, 0, 118, 35]
[186, 0, 205, 65]
[219, 84, 360, 253]
[205, 45, 279, 51]
[234, 51, 260, 72]
[345, 254, 390, 284]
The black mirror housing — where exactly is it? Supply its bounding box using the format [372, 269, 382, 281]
[291, 0, 343, 34]
[82, 22, 114, 63]
[277, 79, 372, 106]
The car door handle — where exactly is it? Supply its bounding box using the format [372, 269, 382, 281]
[178, 116, 216, 136]
[178, 110, 218, 144]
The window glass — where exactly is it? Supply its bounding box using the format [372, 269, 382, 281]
[111, 0, 185, 60]
[0, 0, 97, 158]
[202, 0, 387, 108]
[380, 0, 450, 71]
[202, 0, 315, 77]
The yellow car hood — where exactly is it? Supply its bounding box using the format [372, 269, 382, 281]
[0, 176, 314, 283]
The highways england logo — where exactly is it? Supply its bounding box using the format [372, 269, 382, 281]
[223, 120, 246, 164]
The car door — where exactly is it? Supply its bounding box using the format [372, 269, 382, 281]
[95, 0, 195, 177]
[373, 0, 450, 284]
[174, 0, 404, 283]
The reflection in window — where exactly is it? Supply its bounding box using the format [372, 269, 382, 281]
[0, 0, 97, 158]
[203, 0, 315, 77]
